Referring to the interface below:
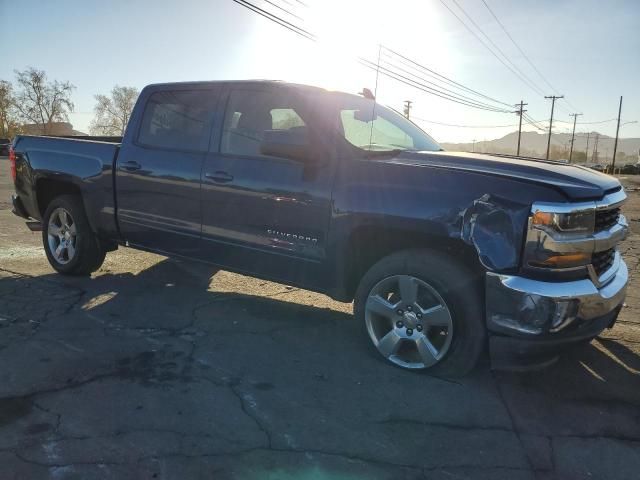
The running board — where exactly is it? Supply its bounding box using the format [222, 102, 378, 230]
[26, 221, 43, 232]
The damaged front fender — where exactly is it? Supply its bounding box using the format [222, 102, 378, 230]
[458, 194, 530, 271]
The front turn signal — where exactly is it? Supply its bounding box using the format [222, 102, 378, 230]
[532, 252, 591, 269]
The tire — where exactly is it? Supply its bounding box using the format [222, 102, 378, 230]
[354, 249, 485, 377]
[42, 194, 106, 276]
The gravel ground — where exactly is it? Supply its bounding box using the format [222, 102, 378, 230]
[1, 156, 639, 480]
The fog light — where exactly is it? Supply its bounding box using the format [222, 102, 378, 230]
[490, 294, 579, 335]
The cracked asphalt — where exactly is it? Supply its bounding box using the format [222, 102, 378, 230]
[1, 157, 639, 480]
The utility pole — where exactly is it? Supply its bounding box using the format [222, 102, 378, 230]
[514, 100, 527, 156]
[403, 100, 413, 119]
[593, 134, 600, 163]
[472, 139, 476, 152]
[568, 113, 583, 163]
[545, 95, 564, 160]
[611, 96, 623, 172]
[585, 132, 590, 163]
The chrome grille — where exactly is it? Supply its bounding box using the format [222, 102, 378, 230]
[595, 207, 620, 232]
[592, 248, 616, 277]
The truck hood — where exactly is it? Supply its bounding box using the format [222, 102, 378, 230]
[382, 151, 621, 201]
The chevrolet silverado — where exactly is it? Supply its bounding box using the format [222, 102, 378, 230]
[9, 80, 629, 375]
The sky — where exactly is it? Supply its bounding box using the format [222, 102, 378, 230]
[1, 0, 639, 144]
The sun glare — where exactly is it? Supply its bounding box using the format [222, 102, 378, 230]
[250, 0, 453, 100]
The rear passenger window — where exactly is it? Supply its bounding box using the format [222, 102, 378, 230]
[221, 90, 307, 156]
[138, 90, 213, 151]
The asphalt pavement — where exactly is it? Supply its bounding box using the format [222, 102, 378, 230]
[1, 156, 639, 480]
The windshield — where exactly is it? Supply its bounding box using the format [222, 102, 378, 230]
[329, 93, 442, 153]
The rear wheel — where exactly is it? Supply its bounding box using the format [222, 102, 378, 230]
[42, 195, 106, 275]
[354, 249, 485, 377]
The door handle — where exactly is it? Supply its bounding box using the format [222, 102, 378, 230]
[205, 171, 234, 183]
[120, 160, 142, 171]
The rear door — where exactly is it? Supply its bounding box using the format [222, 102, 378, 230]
[116, 87, 220, 256]
[200, 85, 335, 289]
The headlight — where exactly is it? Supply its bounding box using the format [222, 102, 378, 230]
[531, 209, 594, 235]
[525, 206, 595, 271]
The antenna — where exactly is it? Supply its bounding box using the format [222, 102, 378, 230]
[368, 44, 382, 150]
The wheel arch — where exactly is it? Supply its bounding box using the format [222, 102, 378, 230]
[337, 225, 486, 302]
[36, 177, 82, 217]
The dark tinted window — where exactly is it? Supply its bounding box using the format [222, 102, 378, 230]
[138, 90, 214, 151]
[221, 90, 307, 156]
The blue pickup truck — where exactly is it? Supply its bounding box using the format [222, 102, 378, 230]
[9, 80, 629, 375]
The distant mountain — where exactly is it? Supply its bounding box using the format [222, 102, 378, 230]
[440, 131, 640, 164]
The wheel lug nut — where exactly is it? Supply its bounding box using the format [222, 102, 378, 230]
[406, 305, 412, 311]
[416, 313, 422, 319]
[406, 328, 413, 336]
[397, 309, 404, 316]
[416, 325, 423, 332]
[396, 321, 404, 328]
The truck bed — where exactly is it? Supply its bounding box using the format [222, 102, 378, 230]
[11, 135, 121, 238]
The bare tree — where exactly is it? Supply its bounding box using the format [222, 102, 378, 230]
[13, 67, 75, 135]
[90, 86, 139, 136]
[0, 80, 20, 138]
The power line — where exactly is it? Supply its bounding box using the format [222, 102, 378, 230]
[378, 56, 512, 112]
[231, 0, 316, 40]
[278, 0, 306, 7]
[360, 59, 511, 113]
[232, 0, 515, 115]
[380, 46, 513, 108]
[480, 0, 557, 95]
[260, 0, 304, 20]
[479, 0, 581, 115]
[560, 98, 581, 113]
[411, 117, 520, 128]
[439, 0, 545, 97]
[450, 0, 546, 96]
[522, 113, 547, 131]
[555, 117, 618, 125]
[359, 58, 512, 113]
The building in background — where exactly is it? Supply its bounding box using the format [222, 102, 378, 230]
[20, 122, 86, 136]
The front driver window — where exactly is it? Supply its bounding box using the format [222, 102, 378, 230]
[340, 110, 415, 151]
[332, 93, 441, 153]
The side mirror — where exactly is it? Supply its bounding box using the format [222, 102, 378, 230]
[353, 108, 377, 123]
[259, 127, 311, 162]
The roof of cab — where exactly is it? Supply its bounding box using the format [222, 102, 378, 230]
[143, 80, 361, 98]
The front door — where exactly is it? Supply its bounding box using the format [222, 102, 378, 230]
[116, 87, 219, 256]
[200, 86, 334, 289]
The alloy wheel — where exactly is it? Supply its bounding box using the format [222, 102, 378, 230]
[47, 207, 77, 264]
[364, 275, 454, 369]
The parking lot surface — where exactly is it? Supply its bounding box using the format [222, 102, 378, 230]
[1, 156, 639, 480]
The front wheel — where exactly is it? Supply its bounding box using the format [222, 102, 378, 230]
[354, 249, 485, 377]
[42, 195, 106, 275]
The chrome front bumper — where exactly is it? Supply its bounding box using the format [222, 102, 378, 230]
[486, 257, 628, 336]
